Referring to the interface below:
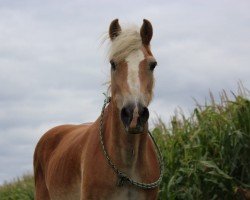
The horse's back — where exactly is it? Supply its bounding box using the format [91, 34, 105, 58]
[34, 123, 92, 200]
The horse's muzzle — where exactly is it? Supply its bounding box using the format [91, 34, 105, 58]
[120, 103, 149, 134]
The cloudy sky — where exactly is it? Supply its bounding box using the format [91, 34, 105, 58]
[0, 0, 250, 183]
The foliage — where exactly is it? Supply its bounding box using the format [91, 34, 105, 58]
[0, 174, 34, 200]
[153, 90, 250, 200]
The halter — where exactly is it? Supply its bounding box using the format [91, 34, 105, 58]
[99, 95, 164, 189]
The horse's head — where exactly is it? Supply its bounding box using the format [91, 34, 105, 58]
[108, 19, 157, 134]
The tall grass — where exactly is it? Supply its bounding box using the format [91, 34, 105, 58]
[153, 87, 250, 199]
[0, 174, 34, 200]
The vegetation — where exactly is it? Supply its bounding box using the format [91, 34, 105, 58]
[0, 174, 34, 200]
[153, 87, 250, 199]
[1, 86, 249, 199]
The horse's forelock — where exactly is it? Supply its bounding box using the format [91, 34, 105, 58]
[108, 26, 142, 63]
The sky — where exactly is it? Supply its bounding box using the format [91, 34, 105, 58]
[0, 0, 250, 184]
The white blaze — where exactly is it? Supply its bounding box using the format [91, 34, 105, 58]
[125, 50, 144, 100]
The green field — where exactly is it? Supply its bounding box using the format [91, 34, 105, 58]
[1, 87, 250, 200]
[0, 174, 34, 200]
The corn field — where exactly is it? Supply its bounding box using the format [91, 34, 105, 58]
[153, 88, 250, 199]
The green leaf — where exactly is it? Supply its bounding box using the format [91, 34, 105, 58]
[200, 160, 232, 179]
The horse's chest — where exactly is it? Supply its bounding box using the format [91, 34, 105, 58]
[111, 188, 145, 200]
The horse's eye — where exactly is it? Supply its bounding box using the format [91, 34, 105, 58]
[149, 61, 157, 71]
[110, 60, 116, 71]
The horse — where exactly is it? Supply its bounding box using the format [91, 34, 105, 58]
[33, 19, 163, 200]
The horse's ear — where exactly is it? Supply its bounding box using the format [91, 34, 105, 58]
[109, 19, 121, 40]
[140, 19, 153, 46]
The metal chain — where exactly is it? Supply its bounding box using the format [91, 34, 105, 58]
[99, 95, 164, 189]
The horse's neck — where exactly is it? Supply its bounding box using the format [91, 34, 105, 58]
[104, 102, 148, 170]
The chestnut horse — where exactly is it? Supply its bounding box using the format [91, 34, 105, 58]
[34, 19, 163, 200]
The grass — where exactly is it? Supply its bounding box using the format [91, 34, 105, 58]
[0, 174, 34, 200]
[1, 85, 250, 200]
[153, 86, 250, 199]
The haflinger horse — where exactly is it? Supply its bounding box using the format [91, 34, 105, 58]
[34, 19, 163, 200]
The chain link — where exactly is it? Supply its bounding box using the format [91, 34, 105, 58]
[99, 96, 164, 189]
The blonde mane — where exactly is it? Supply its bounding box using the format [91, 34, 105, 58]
[108, 26, 142, 62]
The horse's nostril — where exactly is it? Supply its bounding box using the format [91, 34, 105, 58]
[138, 106, 149, 126]
[121, 105, 134, 129]
[140, 107, 149, 117]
